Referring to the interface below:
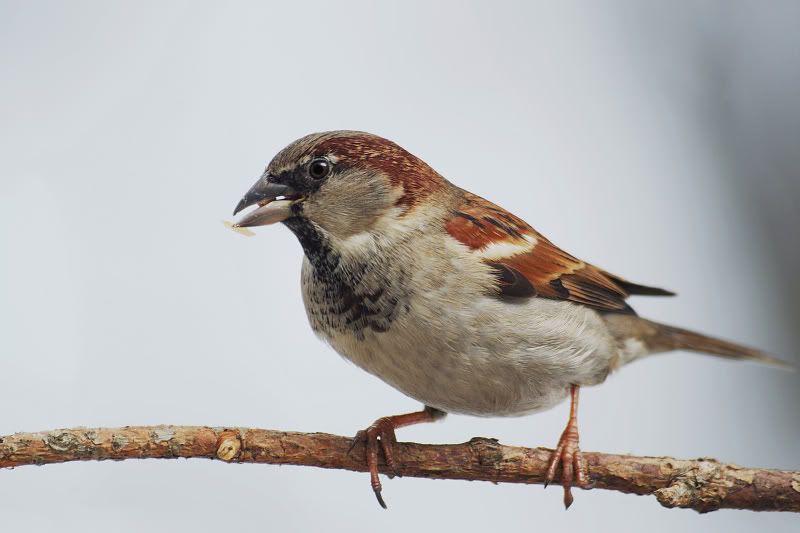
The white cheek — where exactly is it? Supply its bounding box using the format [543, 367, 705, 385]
[339, 232, 374, 254]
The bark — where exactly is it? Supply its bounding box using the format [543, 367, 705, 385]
[1, 425, 798, 513]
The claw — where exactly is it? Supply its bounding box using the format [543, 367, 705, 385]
[374, 488, 388, 509]
[564, 487, 574, 509]
[347, 430, 365, 456]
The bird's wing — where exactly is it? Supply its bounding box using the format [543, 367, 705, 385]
[445, 191, 674, 314]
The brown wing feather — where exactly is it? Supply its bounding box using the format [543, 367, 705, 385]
[446, 191, 673, 313]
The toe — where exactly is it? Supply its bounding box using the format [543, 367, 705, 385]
[544, 441, 566, 488]
[379, 432, 399, 475]
[364, 427, 384, 506]
[561, 448, 574, 491]
[573, 450, 590, 488]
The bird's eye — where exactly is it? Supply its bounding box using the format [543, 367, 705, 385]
[308, 158, 331, 180]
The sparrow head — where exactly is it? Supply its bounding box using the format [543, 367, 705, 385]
[232, 131, 448, 239]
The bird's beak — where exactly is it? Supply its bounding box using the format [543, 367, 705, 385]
[232, 174, 303, 227]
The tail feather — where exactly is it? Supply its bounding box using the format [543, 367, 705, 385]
[604, 315, 793, 369]
[655, 322, 792, 368]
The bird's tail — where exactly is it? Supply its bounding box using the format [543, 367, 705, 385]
[604, 315, 792, 369]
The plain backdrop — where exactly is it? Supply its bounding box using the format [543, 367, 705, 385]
[1, 1, 798, 532]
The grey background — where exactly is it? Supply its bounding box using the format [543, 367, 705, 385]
[1, 1, 798, 531]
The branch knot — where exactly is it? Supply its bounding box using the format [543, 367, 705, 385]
[216, 430, 242, 462]
[655, 459, 729, 512]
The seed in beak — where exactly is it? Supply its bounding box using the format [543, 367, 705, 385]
[222, 220, 255, 237]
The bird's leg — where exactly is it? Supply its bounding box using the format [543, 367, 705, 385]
[545, 384, 590, 509]
[349, 405, 446, 509]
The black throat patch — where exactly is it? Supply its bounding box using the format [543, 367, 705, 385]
[284, 216, 410, 339]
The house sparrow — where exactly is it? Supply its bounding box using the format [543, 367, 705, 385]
[232, 131, 784, 509]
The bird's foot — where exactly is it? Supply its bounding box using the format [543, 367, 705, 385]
[348, 406, 445, 509]
[544, 418, 590, 509]
[348, 417, 401, 509]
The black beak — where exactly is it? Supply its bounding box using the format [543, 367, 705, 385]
[232, 174, 297, 216]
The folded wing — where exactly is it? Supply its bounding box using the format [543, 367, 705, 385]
[446, 191, 674, 314]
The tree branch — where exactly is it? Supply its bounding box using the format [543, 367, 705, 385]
[1, 425, 798, 512]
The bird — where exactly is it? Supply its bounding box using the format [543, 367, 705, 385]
[231, 130, 786, 509]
